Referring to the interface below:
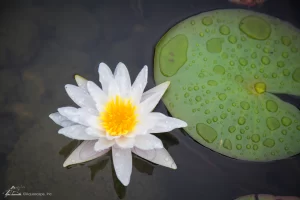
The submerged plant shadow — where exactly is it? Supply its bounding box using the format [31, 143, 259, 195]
[58, 132, 179, 199]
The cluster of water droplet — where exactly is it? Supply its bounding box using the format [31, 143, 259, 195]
[154, 9, 300, 161]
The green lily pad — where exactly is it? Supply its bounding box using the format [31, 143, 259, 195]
[154, 9, 300, 161]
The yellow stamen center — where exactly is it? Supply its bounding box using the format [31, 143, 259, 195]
[100, 95, 138, 136]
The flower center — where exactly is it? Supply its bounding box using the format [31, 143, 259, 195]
[100, 95, 138, 136]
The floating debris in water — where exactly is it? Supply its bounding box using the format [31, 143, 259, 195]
[229, 0, 266, 7]
[235, 194, 300, 200]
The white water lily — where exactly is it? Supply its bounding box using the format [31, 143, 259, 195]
[49, 62, 187, 186]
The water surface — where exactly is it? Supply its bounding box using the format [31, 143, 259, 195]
[0, 0, 300, 199]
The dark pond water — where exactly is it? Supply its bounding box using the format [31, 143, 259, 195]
[0, 0, 300, 199]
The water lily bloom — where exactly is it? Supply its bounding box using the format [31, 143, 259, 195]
[49, 62, 187, 186]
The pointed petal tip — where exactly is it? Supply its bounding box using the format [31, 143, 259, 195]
[74, 74, 86, 80]
[143, 65, 148, 72]
[172, 163, 177, 169]
[48, 113, 57, 122]
[181, 121, 188, 127]
[162, 81, 170, 90]
[123, 181, 130, 186]
[57, 107, 64, 113]
[119, 177, 130, 186]
[74, 75, 87, 85]
[86, 80, 92, 87]
[117, 61, 125, 66]
[140, 65, 148, 73]
[57, 128, 63, 134]
[62, 159, 75, 168]
[63, 161, 69, 167]
[155, 141, 164, 149]
[174, 118, 188, 128]
[98, 62, 108, 70]
[64, 84, 72, 90]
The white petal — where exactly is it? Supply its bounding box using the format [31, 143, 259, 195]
[60, 120, 78, 127]
[85, 127, 106, 138]
[132, 147, 177, 169]
[147, 112, 187, 134]
[58, 125, 99, 140]
[124, 125, 146, 138]
[138, 92, 162, 115]
[58, 107, 97, 127]
[130, 65, 148, 104]
[63, 140, 110, 167]
[86, 114, 103, 130]
[84, 107, 99, 116]
[108, 78, 120, 98]
[125, 117, 156, 137]
[114, 62, 131, 97]
[87, 81, 107, 111]
[58, 107, 82, 123]
[115, 136, 135, 148]
[74, 75, 88, 91]
[49, 112, 76, 127]
[94, 138, 115, 151]
[112, 146, 132, 186]
[65, 84, 97, 110]
[134, 134, 163, 150]
[105, 132, 121, 140]
[141, 81, 170, 103]
[98, 62, 114, 94]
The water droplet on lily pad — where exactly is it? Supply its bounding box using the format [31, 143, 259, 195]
[240, 101, 250, 110]
[158, 34, 188, 77]
[219, 25, 230, 35]
[202, 16, 213, 26]
[266, 100, 278, 112]
[228, 126, 236, 133]
[239, 57, 248, 66]
[251, 134, 260, 143]
[263, 138, 275, 148]
[196, 123, 217, 143]
[261, 56, 270, 65]
[239, 15, 271, 40]
[228, 35, 237, 44]
[238, 117, 246, 125]
[213, 65, 225, 75]
[218, 93, 227, 101]
[223, 139, 232, 150]
[206, 38, 224, 53]
[292, 68, 300, 83]
[154, 9, 300, 161]
[281, 117, 292, 126]
[281, 36, 291, 46]
[277, 61, 285, 68]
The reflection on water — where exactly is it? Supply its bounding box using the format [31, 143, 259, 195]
[58, 133, 178, 199]
[0, 0, 300, 199]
